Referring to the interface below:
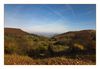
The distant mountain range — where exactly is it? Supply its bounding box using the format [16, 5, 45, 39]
[31, 32, 58, 37]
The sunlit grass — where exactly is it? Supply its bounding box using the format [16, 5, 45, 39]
[4, 54, 95, 65]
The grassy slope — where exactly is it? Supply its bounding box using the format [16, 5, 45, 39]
[4, 28, 96, 65]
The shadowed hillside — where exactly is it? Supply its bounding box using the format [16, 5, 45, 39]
[51, 30, 96, 55]
[4, 28, 96, 65]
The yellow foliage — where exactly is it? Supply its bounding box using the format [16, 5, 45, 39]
[74, 43, 84, 50]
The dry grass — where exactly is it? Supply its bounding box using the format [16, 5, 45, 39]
[4, 54, 95, 65]
[4, 54, 36, 65]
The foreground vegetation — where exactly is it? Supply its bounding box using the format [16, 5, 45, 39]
[4, 28, 96, 65]
[5, 54, 95, 65]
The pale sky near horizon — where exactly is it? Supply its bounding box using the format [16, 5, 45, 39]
[5, 4, 96, 33]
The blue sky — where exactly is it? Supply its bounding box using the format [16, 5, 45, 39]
[5, 4, 96, 33]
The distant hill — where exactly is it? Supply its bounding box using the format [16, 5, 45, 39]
[32, 32, 58, 38]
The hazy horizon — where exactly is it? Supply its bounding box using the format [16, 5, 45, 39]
[5, 4, 96, 34]
[4, 27, 96, 37]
